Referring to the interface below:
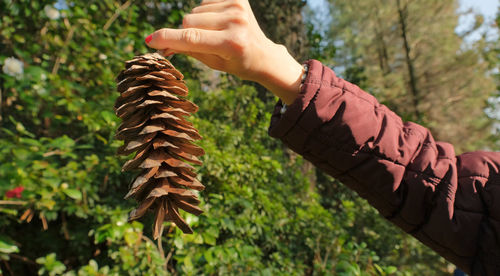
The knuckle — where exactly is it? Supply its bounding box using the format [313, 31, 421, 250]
[182, 28, 202, 45]
[191, 6, 200, 13]
[232, 32, 246, 45]
[228, 1, 245, 12]
[228, 11, 248, 26]
[226, 33, 246, 55]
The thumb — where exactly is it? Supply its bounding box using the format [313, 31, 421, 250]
[145, 28, 225, 56]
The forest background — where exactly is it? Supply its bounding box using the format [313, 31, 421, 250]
[1, 0, 499, 275]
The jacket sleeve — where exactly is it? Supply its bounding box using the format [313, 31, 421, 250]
[268, 60, 500, 275]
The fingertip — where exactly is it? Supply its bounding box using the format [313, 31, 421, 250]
[147, 28, 171, 49]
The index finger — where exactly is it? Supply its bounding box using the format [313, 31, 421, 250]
[146, 28, 226, 56]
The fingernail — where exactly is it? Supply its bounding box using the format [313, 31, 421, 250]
[145, 34, 153, 44]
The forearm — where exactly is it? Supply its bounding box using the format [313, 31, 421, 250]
[267, 60, 485, 273]
[253, 43, 303, 105]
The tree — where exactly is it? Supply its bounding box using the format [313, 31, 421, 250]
[483, 7, 500, 149]
[249, 0, 320, 191]
[250, 0, 309, 61]
[328, 0, 496, 153]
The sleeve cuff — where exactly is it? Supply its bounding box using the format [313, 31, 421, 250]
[268, 59, 324, 140]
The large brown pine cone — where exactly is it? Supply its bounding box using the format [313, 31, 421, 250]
[115, 53, 205, 239]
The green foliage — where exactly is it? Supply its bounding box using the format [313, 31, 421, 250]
[1, 0, 493, 275]
[36, 253, 66, 276]
[0, 0, 396, 274]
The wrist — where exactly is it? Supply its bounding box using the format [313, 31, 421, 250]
[253, 43, 304, 105]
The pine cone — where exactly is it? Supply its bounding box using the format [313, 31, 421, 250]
[115, 53, 205, 239]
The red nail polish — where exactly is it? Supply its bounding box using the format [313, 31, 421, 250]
[145, 34, 153, 44]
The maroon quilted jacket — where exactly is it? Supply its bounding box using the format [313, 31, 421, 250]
[268, 60, 500, 275]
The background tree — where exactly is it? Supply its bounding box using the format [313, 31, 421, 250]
[328, 0, 497, 153]
[484, 7, 500, 149]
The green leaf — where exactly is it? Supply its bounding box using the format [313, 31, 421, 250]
[203, 250, 213, 264]
[202, 232, 216, 246]
[385, 266, 397, 274]
[63, 189, 82, 200]
[124, 230, 139, 246]
[36, 253, 66, 275]
[0, 235, 19, 254]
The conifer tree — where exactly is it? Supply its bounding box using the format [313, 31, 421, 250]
[328, 0, 496, 152]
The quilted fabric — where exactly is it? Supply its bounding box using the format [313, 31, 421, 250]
[269, 60, 500, 275]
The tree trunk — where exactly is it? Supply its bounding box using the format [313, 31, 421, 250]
[249, 0, 318, 191]
[397, 0, 421, 121]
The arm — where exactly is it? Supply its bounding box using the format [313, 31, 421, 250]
[145, 0, 500, 273]
[269, 60, 500, 274]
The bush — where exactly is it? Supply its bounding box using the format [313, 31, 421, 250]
[0, 0, 449, 275]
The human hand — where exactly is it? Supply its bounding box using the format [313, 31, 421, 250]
[145, 0, 304, 104]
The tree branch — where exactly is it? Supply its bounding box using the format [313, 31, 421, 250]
[0, 200, 28, 206]
[9, 254, 36, 266]
[52, 18, 75, 75]
[103, 1, 132, 31]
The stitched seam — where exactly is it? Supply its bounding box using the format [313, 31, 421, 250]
[413, 139, 438, 157]
[340, 169, 473, 259]
[331, 79, 431, 139]
[459, 175, 488, 179]
[306, 75, 440, 166]
[317, 110, 437, 164]
[313, 133, 444, 183]
[308, 146, 500, 259]
[306, 136, 496, 247]
[318, 143, 447, 204]
[310, 77, 406, 130]
[304, 73, 433, 144]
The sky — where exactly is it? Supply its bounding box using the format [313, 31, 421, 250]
[460, 0, 499, 21]
[458, 0, 499, 41]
